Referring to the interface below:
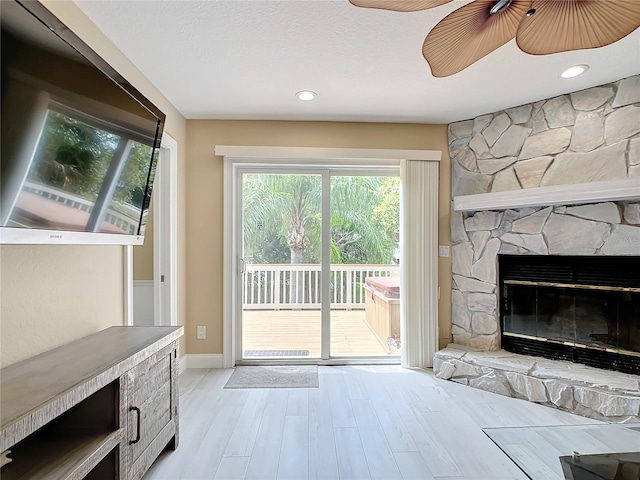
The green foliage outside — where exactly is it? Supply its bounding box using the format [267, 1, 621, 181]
[243, 174, 400, 265]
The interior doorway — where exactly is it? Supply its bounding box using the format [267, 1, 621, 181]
[152, 133, 178, 327]
[127, 133, 178, 327]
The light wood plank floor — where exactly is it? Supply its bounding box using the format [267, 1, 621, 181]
[242, 310, 390, 357]
[145, 366, 600, 480]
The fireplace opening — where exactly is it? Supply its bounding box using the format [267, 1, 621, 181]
[499, 255, 640, 375]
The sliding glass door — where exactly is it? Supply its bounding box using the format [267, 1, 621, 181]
[237, 167, 400, 363]
[330, 176, 401, 357]
[240, 172, 323, 359]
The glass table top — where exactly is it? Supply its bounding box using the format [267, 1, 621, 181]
[483, 423, 640, 480]
[559, 451, 640, 479]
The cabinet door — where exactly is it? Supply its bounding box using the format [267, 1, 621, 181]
[126, 344, 176, 479]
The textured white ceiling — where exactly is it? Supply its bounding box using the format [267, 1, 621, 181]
[75, 0, 640, 124]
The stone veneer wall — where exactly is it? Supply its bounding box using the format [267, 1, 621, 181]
[448, 75, 640, 350]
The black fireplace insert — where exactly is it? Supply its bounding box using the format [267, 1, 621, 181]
[499, 255, 640, 375]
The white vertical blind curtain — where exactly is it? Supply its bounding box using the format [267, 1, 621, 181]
[400, 159, 439, 368]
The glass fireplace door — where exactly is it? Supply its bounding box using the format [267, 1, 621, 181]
[499, 254, 640, 374]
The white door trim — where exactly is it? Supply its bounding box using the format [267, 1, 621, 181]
[215, 145, 441, 162]
[124, 133, 178, 328]
[123, 245, 134, 326]
[154, 132, 178, 327]
[223, 156, 235, 367]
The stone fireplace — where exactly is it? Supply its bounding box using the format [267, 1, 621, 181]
[447, 202, 640, 355]
[434, 75, 640, 422]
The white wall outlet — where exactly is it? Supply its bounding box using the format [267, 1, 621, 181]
[438, 245, 450, 257]
[196, 326, 206, 340]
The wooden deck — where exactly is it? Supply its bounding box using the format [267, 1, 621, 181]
[242, 309, 394, 357]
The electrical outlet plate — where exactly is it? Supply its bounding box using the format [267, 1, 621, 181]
[438, 245, 450, 257]
[196, 326, 206, 339]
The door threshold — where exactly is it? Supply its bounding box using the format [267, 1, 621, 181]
[236, 356, 401, 367]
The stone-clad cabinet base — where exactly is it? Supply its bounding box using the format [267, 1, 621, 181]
[434, 344, 640, 422]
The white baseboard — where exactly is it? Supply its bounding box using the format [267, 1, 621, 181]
[179, 354, 224, 372]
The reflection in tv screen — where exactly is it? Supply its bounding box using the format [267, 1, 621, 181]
[8, 108, 155, 235]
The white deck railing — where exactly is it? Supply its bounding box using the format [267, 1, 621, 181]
[243, 264, 399, 310]
[22, 181, 141, 234]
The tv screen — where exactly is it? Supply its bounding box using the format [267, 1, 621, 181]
[1, 0, 165, 244]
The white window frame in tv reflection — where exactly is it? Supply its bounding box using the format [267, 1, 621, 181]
[0, 103, 158, 245]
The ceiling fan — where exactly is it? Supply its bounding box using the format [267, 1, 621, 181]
[349, 0, 640, 77]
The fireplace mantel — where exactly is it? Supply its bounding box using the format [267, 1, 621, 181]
[453, 178, 640, 213]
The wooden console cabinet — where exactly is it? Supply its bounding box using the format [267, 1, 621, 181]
[0, 326, 183, 479]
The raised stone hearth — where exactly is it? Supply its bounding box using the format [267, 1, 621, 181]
[434, 345, 640, 422]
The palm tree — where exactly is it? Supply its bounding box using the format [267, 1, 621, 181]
[243, 174, 321, 265]
[243, 174, 398, 302]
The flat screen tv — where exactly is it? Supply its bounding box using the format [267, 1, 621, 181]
[1, 0, 165, 245]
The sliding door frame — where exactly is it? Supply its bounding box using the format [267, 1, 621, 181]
[219, 146, 441, 368]
[235, 166, 326, 362]
[236, 165, 399, 365]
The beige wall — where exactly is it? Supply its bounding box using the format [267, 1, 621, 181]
[0, 1, 188, 366]
[0, 245, 123, 366]
[438, 145, 452, 348]
[185, 120, 452, 355]
[133, 197, 154, 281]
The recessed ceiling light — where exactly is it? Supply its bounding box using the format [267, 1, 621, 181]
[561, 64, 589, 79]
[296, 91, 316, 101]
